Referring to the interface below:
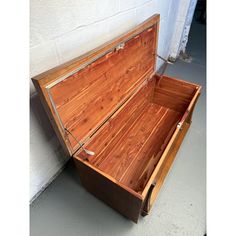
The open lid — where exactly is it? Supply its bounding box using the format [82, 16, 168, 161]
[32, 14, 160, 156]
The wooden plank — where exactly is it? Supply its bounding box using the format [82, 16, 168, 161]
[155, 74, 200, 92]
[155, 87, 193, 101]
[50, 33, 144, 109]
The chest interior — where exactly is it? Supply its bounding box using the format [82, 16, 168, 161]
[74, 74, 197, 194]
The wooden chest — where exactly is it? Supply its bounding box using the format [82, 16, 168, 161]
[32, 14, 201, 223]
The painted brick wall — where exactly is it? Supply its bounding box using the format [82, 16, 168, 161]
[30, 0, 182, 201]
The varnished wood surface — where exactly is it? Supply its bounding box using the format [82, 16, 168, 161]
[74, 159, 143, 223]
[153, 75, 198, 113]
[32, 14, 160, 155]
[142, 122, 190, 214]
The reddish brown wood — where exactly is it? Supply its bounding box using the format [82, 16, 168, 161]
[74, 158, 143, 223]
[152, 74, 199, 113]
[185, 92, 201, 124]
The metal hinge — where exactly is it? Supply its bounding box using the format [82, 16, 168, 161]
[115, 42, 125, 51]
[64, 128, 95, 156]
[155, 54, 174, 87]
[177, 122, 183, 130]
[156, 54, 173, 76]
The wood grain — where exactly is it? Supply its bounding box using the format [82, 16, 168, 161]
[119, 107, 181, 192]
[153, 74, 199, 112]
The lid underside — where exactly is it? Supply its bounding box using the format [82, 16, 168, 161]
[32, 14, 160, 155]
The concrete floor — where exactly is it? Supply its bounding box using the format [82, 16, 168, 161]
[30, 20, 206, 236]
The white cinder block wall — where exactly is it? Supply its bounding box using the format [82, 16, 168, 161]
[30, 0, 186, 201]
[169, 0, 196, 59]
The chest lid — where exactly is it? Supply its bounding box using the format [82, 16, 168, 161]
[32, 14, 160, 156]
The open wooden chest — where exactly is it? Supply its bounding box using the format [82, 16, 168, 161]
[32, 14, 201, 223]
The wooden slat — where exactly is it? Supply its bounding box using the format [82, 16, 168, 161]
[156, 74, 199, 94]
[155, 87, 193, 101]
[51, 34, 143, 109]
[153, 75, 200, 112]
[178, 86, 201, 127]
[153, 90, 189, 112]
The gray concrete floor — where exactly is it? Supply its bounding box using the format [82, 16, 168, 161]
[30, 20, 206, 236]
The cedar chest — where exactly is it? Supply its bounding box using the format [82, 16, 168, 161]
[32, 14, 201, 223]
